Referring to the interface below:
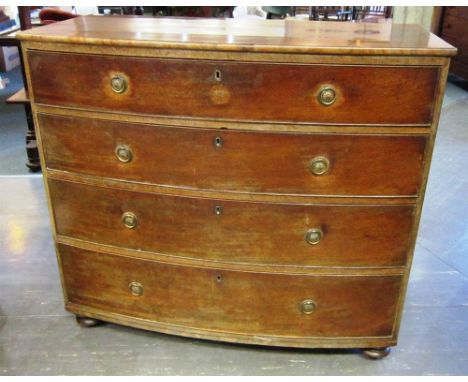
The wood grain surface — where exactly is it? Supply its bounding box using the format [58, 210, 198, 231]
[38, 114, 427, 196]
[18, 16, 456, 56]
[49, 178, 415, 267]
[60, 244, 402, 338]
[29, 51, 439, 125]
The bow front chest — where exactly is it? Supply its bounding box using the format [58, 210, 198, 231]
[19, 16, 456, 358]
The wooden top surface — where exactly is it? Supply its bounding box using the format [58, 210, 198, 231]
[18, 16, 456, 56]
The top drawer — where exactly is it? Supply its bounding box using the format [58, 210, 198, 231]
[28, 51, 439, 125]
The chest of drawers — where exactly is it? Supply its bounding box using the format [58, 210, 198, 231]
[19, 16, 456, 359]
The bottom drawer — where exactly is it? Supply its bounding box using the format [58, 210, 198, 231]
[60, 244, 401, 339]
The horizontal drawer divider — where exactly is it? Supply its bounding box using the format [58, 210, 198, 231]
[66, 302, 397, 348]
[56, 235, 406, 276]
[46, 169, 418, 206]
[24, 41, 453, 64]
[35, 105, 434, 133]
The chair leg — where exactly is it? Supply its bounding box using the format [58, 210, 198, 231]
[23, 104, 40, 172]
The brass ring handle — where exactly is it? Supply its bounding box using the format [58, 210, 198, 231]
[300, 299, 317, 314]
[128, 281, 143, 296]
[305, 228, 323, 245]
[110, 75, 127, 94]
[310, 156, 330, 175]
[122, 212, 138, 229]
[115, 145, 133, 163]
[318, 85, 336, 106]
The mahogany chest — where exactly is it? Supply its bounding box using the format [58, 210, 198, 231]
[19, 16, 456, 359]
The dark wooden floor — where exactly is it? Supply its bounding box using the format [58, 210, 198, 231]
[0, 83, 467, 375]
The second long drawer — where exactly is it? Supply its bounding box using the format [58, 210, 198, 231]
[39, 114, 427, 197]
[49, 179, 414, 267]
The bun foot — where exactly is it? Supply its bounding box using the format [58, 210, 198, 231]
[362, 347, 391, 360]
[76, 315, 103, 328]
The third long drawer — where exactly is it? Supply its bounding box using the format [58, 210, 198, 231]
[49, 178, 415, 268]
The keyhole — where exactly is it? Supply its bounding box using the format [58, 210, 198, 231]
[214, 69, 222, 82]
[216, 274, 222, 283]
[214, 136, 223, 148]
[214, 205, 223, 216]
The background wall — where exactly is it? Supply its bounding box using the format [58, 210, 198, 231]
[393, 6, 434, 30]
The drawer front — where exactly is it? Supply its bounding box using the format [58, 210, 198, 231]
[60, 244, 401, 338]
[29, 51, 438, 125]
[40, 114, 426, 197]
[50, 179, 414, 267]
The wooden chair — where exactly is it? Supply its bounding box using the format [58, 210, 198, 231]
[310, 6, 354, 21]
